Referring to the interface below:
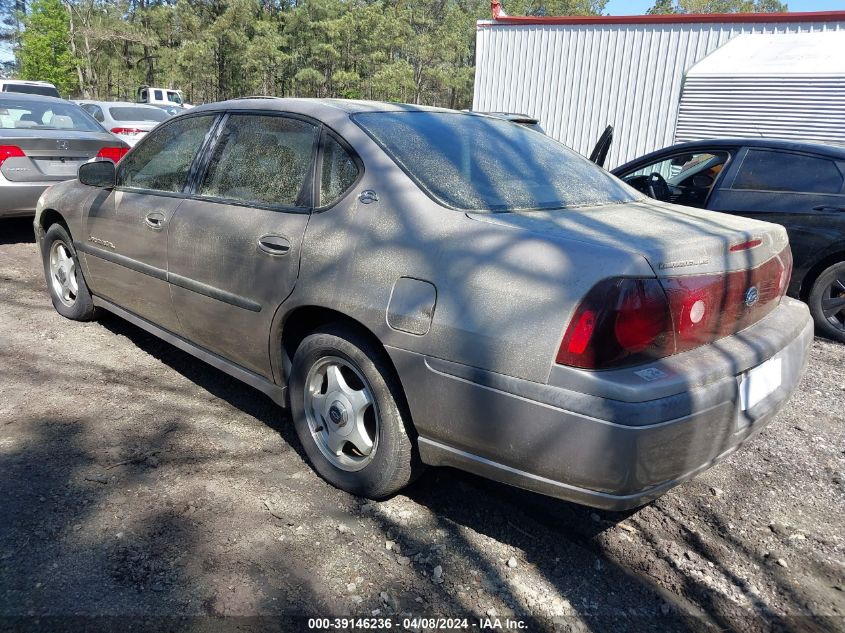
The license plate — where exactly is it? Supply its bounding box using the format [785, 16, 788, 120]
[739, 357, 782, 411]
[49, 161, 81, 175]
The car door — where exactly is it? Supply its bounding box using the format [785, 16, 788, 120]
[81, 113, 218, 333]
[613, 148, 734, 209]
[707, 148, 845, 282]
[166, 112, 321, 378]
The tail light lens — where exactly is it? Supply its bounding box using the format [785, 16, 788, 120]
[97, 146, 129, 163]
[557, 278, 672, 369]
[111, 127, 144, 136]
[557, 247, 792, 370]
[0, 145, 25, 167]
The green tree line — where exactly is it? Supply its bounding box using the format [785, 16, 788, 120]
[3, 0, 786, 105]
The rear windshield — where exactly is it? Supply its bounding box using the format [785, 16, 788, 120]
[1, 83, 60, 98]
[108, 106, 169, 123]
[354, 111, 638, 212]
[0, 97, 103, 132]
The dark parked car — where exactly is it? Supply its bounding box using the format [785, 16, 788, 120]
[34, 100, 811, 509]
[612, 139, 845, 342]
[0, 93, 129, 218]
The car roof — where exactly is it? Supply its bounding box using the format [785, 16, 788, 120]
[0, 92, 71, 105]
[639, 138, 845, 160]
[0, 80, 55, 86]
[189, 97, 460, 118]
[78, 100, 162, 108]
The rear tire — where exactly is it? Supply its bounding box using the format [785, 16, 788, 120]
[808, 261, 845, 343]
[41, 223, 97, 321]
[289, 323, 421, 499]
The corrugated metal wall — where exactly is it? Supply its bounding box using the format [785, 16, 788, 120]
[675, 77, 845, 144]
[473, 20, 845, 169]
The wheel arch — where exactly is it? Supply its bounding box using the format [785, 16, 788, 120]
[275, 305, 394, 385]
[799, 247, 845, 300]
[37, 208, 71, 239]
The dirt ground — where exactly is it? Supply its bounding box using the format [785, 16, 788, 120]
[1, 217, 843, 633]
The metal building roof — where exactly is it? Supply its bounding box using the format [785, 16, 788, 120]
[473, 10, 845, 168]
[687, 31, 845, 77]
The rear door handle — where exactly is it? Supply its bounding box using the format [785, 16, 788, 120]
[812, 205, 845, 212]
[144, 211, 166, 229]
[258, 234, 291, 256]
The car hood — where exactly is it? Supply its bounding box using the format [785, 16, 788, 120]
[466, 198, 789, 277]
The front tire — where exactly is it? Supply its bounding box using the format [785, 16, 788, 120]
[289, 323, 420, 499]
[41, 223, 97, 321]
[808, 261, 845, 343]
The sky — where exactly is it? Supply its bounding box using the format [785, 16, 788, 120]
[1, 1, 843, 65]
[605, 0, 845, 13]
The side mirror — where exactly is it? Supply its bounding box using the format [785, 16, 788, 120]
[78, 160, 116, 187]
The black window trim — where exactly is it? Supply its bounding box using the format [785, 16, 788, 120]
[114, 111, 223, 200]
[187, 109, 323, 214]
[313, 126, 365, 212]
[727, 147, 845, 196]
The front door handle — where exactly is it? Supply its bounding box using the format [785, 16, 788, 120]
[144, 212, 166, 230]
[258, 234, 291, 256]
[812, 205, 845, 212]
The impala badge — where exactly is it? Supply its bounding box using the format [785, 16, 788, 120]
[89, 235, 115, 249]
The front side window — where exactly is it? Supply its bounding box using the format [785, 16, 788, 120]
[117, 115, 214, 193]
[354, 111, 638, 212]
[320, 133, 359, 206]
[200, 114, 318, 208]
[620, 151, 730, 208]
[732, 149, 844, 194]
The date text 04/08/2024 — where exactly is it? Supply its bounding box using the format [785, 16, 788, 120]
[307, 617, 529, 630]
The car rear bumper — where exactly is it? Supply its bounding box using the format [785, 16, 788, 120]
[0, 181, 51, 217]
[388, 297, 813, 510]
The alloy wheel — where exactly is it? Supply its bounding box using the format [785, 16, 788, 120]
[822, 275, 845, 333]
[49, 241, 78, 307]
[304, 356, 379, 472]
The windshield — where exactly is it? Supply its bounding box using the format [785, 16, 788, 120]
[167, 91, 183, 105]
[109, 106, 169, 123]
[0, 97, 103, 132]
[354, 111, 638, 212]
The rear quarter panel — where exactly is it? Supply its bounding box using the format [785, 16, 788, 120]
[286, 115, 654, 384]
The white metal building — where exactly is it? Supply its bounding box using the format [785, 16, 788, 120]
[473, 9, 845, 168]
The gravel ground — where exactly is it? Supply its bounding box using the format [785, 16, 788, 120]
[1, 217, 843, 633]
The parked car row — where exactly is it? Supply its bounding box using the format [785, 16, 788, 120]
[0, 92, 176, 219]
[29, 98, 817, 511]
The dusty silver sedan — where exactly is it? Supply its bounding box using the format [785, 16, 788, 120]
[34, 99, 812, 509]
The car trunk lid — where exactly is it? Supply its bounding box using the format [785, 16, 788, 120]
[467, 198, 789, 278]
[0, 130, 120, 182]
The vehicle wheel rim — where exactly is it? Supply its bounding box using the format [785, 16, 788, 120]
[304, 356, 379, 472]
[49, 241, 78, 307]
[821, 275, 845, 332]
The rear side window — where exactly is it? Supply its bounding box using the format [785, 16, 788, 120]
[320, 133, 359, 206]
[118, 115, 214, 193]
[732, 150, 844, 194]
[200, 114, 318, 208]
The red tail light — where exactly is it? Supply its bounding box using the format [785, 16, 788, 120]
[111, 127, 145, 136]
[96, 146, 129, 163]
[0, 145, 25, 168]
[557, 247, 793, 370]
